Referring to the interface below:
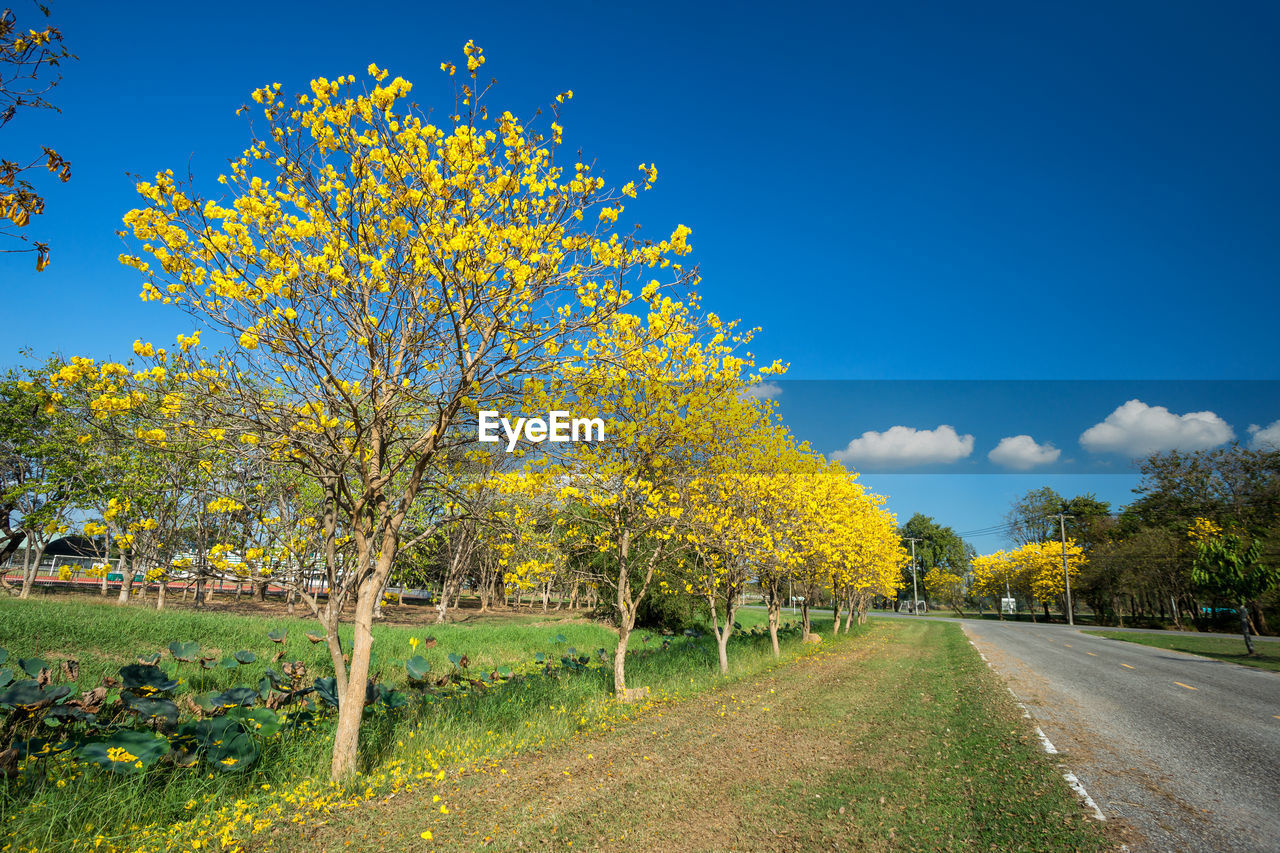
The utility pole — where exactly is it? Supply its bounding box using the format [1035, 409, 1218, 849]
[1049, 509, 1075, 626]
[904, 537, 922, 615]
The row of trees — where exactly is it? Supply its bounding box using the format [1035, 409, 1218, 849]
[2, 47, 908, 780]
[886, 442, 1277, 640]
[902, 446, 1277, 647]
[996, 448, 1279, 635]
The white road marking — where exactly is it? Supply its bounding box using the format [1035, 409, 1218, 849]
[968, 637, 1106, 821]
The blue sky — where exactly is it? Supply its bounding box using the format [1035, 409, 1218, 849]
[5, 1, 1278, 547]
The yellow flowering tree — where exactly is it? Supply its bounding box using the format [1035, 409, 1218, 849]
[923, 565, 966, 616]
[678, 398, 788, 673]
[0, 360, 91, 597]
[46, 355, 231, 608]
[830, 486, 907, 631]
[972, 540, 1085, 621]
[970, 550, 1023, 618]
[1015, 539, 1086, 619]
[747, 443, 813, 655]
[106, 44, 696, 779]
[530, 292, 774, 697]
[789, 458, 855, 640]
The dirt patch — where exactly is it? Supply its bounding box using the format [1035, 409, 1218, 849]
[300, 640, 891, 852]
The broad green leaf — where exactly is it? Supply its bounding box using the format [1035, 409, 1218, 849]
[168, 641, 200, 663]
[119, 664, 178, 695]
[213, 687, 258, 708]
[0, 676, 68, 701]
[18, 657, 49, 678]
[78, 730, 170, 774]
[405, 655, 432, 682]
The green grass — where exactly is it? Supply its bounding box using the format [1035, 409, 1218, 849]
[0, 596, 836, 851]
[1083, 629, 1280, 672]
[0, 596, 617, 692]
[330, 619, 1113, 852]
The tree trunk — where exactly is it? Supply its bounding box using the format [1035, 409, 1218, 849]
[156, 582, 167, 610]
[100, 531, 111, 596]
[612, 530, 638, 697]
[330, 584, 377, 780]
[477, 564, 490, 613]
[19, 543, 47, 599]
[714, 595, 738, 675]
[116, 553, 132, 604]
[18, 545, 32, 599]
[1248, 600, 1270, 636]
[322, 604, 348, 699]
[613, 618, 631, 695]
[768, 602, 780, 656]
[800, 600, 811, 639]
[435, 536, 469, 624]
[762, 580, 782, 657]
[707, 595, 727, 674]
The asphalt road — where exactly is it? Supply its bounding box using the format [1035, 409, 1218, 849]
[893, 615, 1280, 853]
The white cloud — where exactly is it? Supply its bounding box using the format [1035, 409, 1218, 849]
[832, 424, 974, 468]
[741, 381, 783, 400]
[1248, 420, 1280, 450]
[1079, 399, 1234, 457]
[988, 435, 1061, 470]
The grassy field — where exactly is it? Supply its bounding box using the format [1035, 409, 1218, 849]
[0, 596, 830, 851]
[0, 595, 611, 691]
[1, 599, 1113, 852]
[306, 619, 1114, 852]
[1084, 629, 1280, 672]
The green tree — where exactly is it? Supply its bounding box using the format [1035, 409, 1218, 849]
[1126, 444, 1280, 538]
[1004, 486, 1063, 545]
[899, 513, 973, 603]
[1126, 444, 1280, 631]
[0, 358, 91, 596]
[1191, 530, 1278, 655]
